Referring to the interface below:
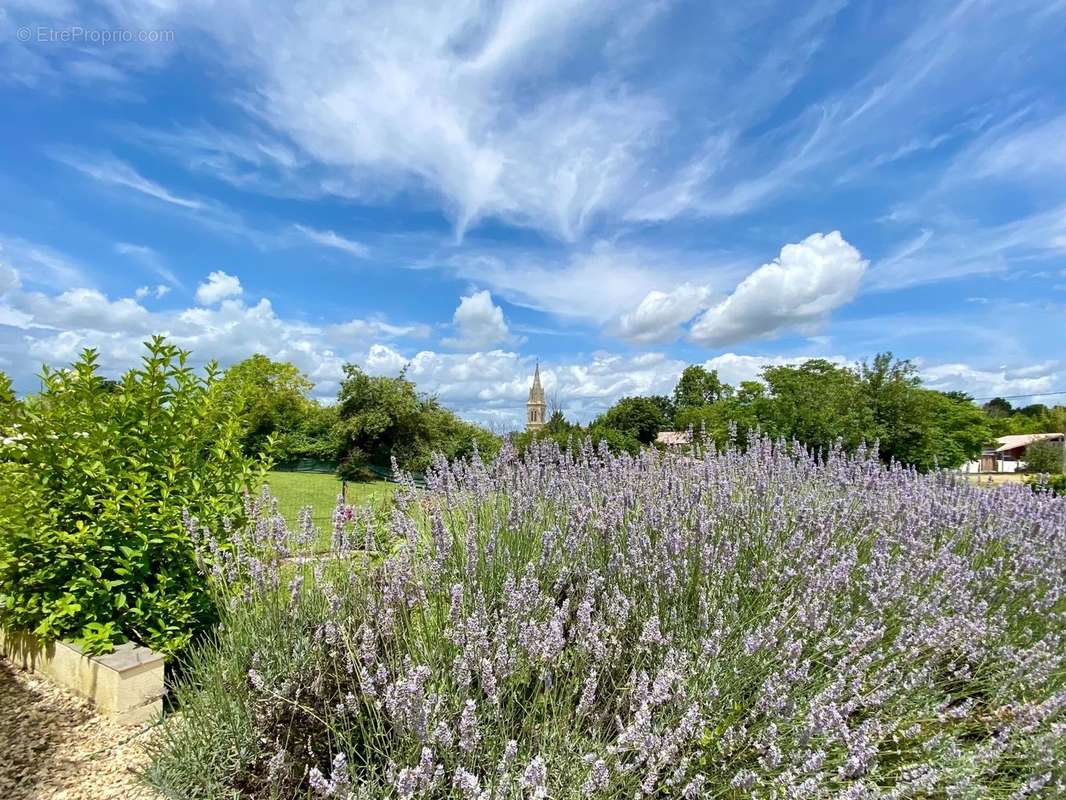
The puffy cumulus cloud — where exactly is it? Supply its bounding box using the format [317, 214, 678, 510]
[17, 289, 154, 334]
[134, 285, 171, 300]
[0, 279, 428, 403]
[617, 284, 712, 343]
[449, 242, 745, 327]
[441, 290, 516, 351]
[919, 361, 1064, 403]
[362, 345, 686, 427]
[690, 232, 867, 346]
[195, 270, 243, 305]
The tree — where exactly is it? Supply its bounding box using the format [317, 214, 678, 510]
[1018, 403, 1049, 418]
[586, 423, 642, 455]
[859, 353, 925, 464]
[335, 366, 431, 475]
[595, 396, 667, 445]
[760, 360, 873, 453]
[983, 397, 1013, 418]
[1023, 441, 1064, 474]
[673, 366, 727, 410]
[221, 355, 315, 460]
[902, 390, 991, 471]
[335, 365, 501, 476]
[545, 409, 570, 434]
[0, 370, 16, 431]
[272, 403, 344, 463]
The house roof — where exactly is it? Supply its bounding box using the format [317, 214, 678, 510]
[994, 433, 1064, 453]
[656, 430, 692, 446]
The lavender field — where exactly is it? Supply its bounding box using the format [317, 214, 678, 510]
[149, 439, 1066, 799]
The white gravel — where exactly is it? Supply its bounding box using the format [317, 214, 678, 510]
[0, 656, 164, 800]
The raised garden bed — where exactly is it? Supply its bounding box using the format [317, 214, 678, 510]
[0, 629, 164, 725]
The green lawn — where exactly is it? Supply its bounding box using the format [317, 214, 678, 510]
[260, 470, 398, 540]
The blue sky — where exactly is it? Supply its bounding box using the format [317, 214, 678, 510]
[1, 0, 1064, 427]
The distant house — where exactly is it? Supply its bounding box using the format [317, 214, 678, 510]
[656, 430, 693, 449]
[961, 433, 1064, 473]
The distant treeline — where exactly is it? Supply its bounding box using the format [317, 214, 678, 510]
[8, 348, 1059, 478]
[517, 354, 1066, 472]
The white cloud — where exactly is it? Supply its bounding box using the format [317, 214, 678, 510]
[867, 205, 1066, 292]
[964, 113, 1066, 181]
[0, 261, 19, 295]
[920, 361, 1064, 404]
[617, 283, 712, 343]
[2, 261, 1060, 428]
[449, 242, 746, 328]
[195, 271, 243, 305]
[58, 1, 692, 239]
[690, 232, 867, 346]
[292, 224, 369, 258]
[0, 236, 89, 289]
[442, 290, 514, 350]
[363, 345, 687, 426]
[331, 318, 431, 341]
[51, 150, 204, 210]
[17, 288, 153, 334]
[134, 285, 171, 300]
[115, 242, 183, 288]
[0, 272, 436, 406]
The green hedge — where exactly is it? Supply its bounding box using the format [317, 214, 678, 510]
[0, 338, 267, 655]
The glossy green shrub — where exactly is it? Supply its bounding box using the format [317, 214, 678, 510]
[0, 338, 267, 655]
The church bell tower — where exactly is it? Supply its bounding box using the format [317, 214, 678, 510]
[526, 361, 546, 432]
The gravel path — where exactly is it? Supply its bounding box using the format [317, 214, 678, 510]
[0, 656, 163, 800]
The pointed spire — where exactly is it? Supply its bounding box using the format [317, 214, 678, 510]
[527, 359, 546, 430]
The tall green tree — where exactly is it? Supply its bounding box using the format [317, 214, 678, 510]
[221, 355, 315, 459]
[595, 396, 667, 445]
[983, 397, 1013, 418]
[760, 360, 873, 453]
[335, 365, 500, 476]
[672, 365, 728, 410]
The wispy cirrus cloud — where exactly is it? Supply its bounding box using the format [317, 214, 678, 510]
[292, 225, 369, 258]
[50, 148, 203, 210]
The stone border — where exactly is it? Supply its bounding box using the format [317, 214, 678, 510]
[0, 629, 165, 725]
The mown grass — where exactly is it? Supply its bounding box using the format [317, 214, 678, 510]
[260, 470, 398, 550]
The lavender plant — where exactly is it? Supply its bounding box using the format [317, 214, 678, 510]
[147, 438, 1066, 799]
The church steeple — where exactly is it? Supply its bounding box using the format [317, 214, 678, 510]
[526, 361, 546, 432]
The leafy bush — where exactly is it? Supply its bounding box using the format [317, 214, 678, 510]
[593, 395, 668, 445]
[0, 338, 266, 654]
[149, 439, 1065, 798]
[336, 365, 500, 476]
[1023, 440, 1065, 475]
